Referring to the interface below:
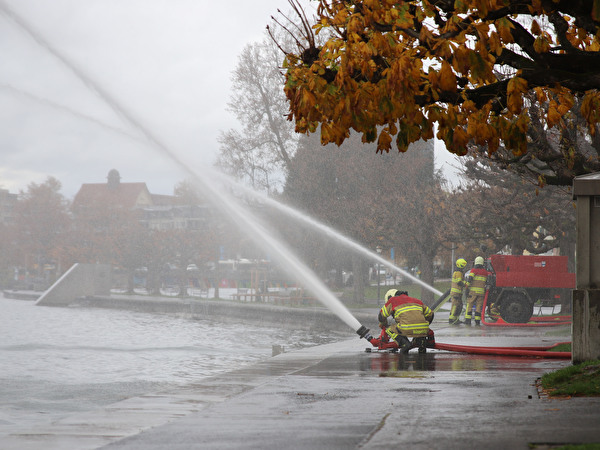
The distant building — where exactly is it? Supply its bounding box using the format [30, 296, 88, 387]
[0, 188, 17, 225]
[138, 204, 210, 231]
[72, 169, 154, 212]
[71, 169, 208, 230]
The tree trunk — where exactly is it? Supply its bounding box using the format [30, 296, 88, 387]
[214, 275, 220, 300]
[126, 270, 134, 294]
[352, 255, 365, 304]
[147, 267, 161, 294]
[334, 259, 344, 288]
[178, 269, 188, 298]
[419, 252, 435, 306]
[214, 247, 220, 299]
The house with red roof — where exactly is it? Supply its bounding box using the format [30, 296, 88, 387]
[72, 169, 208, 231]
[72, 169, 155, 212]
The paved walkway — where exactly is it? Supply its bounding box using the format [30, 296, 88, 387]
[3, 316, 599, 449]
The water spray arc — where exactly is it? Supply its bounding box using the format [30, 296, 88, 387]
[211, 171, 444, 297]
[0, 0, 443, 302]
[0, 83, 143, 143]
[0, 2, 372, 338]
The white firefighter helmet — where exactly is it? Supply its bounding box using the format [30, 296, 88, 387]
[474, 256, 485, 266]
[385, 289, 399, 302]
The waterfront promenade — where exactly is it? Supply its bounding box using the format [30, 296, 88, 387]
[3, 309, 598, 450]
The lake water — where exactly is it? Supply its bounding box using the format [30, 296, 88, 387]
[0, 296, 344, 436]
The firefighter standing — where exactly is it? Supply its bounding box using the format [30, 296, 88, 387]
[448, 258, 467, 325]
[378, 289, 434, 353]
[464, 256, 490, 325]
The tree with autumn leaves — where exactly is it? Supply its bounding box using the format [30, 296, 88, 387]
[467, 92, 600, 186]
[8, 177, 70, 285]
[211, 5, 581, 303]
[281, 0, 600, 184]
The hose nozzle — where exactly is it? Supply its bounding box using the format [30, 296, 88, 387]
[356, 325, 373, 341]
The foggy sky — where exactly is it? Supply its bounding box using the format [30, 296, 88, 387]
[0, 0, 460, 199]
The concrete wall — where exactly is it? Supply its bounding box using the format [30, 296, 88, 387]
[36, 263, 111, 307]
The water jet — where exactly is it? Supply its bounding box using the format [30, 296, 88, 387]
[0, 2, 370, 335]
[210, 170, 444, 298]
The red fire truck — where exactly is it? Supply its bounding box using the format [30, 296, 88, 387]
[485, 254, 575, 323]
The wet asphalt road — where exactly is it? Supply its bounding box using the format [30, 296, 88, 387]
[3, 314, 599, 449]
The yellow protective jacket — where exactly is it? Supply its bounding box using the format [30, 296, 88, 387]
[465, 267, 489, 296]
[379, 294, 433, 337]
[450, 270, 465, 296]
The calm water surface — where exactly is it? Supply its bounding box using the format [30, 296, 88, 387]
[0, 296, 345, 434]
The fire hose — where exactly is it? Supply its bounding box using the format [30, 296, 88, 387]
[358, 325, 571, 358]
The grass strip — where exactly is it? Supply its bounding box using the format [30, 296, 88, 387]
[541, 359, 600, 397]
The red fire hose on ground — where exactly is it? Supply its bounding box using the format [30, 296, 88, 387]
[433, 342, 571, 359]
[367, 329, 571, 359]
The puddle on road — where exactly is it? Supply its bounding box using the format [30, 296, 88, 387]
[295, 351, 569, 377]
[362, 351, 569, 375]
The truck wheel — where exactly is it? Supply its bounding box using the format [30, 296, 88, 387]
[500, 294, 533, 323]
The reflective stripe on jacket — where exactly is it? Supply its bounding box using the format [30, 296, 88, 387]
[466, 267, 489, 295]
[450, 270, 464, 295]
[379, 294, 432, 337]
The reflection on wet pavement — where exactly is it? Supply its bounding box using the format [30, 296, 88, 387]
[297, 350, 569, 378]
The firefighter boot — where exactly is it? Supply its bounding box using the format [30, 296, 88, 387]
[475, 320, 481, 326]
[395, 335, 412, 354]
[449, 304, 462, 325]
[415, 337, 427, 354]
[464, 318, 471, 325]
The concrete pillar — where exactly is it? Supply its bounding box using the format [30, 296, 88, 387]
[572, 290, 600, 363]
[572, 173, 600, 363]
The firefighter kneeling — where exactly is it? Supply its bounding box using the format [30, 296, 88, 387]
[375, 289, 435, 354]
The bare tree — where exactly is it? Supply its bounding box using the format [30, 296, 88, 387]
[217, 30, 298, 192]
